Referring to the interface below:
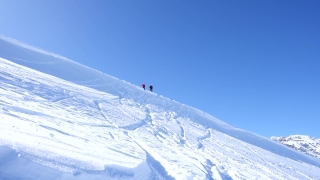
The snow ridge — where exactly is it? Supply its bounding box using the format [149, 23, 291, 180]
[0, 36, 320, 179]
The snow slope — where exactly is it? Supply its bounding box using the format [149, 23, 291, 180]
[0, 36, 320, 179]
[272, 135, 320, 159]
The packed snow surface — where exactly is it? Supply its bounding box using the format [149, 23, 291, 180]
[0, 36, 320, 179]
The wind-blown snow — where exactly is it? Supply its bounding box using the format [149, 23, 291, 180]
[0, 36, 320, 179]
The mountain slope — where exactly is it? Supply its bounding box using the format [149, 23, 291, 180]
[1, 36, 320, 179]
[271, 135, 320, 159]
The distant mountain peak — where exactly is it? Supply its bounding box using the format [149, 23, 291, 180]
[271, 135, 320, 159]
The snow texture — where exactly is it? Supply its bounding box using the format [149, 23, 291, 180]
[0, 35, 320, 179]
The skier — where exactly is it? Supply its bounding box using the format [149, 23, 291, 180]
[142, 83, 145, 90]
[149, 85, 153, 92]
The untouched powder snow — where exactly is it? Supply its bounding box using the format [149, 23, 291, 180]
[0, 36, 320, 179]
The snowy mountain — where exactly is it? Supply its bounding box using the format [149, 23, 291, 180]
[271, 135, 320, 159]
[0, 35, 320, 180]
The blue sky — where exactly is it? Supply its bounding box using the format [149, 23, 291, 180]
[1, 0, 319, 138]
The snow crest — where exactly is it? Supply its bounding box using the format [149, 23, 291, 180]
[1, 36, 320, 179]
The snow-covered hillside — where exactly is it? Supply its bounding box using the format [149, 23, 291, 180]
[271, 135, 320, 159]
[1, 36, 320, 179]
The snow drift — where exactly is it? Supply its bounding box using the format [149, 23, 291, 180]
[0, 36, 320, 179]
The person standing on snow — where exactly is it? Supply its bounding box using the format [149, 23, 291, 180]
[149, 85, 153, 92]
[142, 83, 145, 90]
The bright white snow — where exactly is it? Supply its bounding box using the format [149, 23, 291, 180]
[0, 36, 320, 179]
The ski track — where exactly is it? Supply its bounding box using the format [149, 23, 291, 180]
[93, 100, 110, 123]
[197, 129, 212, 149]
[0, 55, 320, 180]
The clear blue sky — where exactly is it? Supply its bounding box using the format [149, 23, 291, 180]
[1, 0, 319, 138]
